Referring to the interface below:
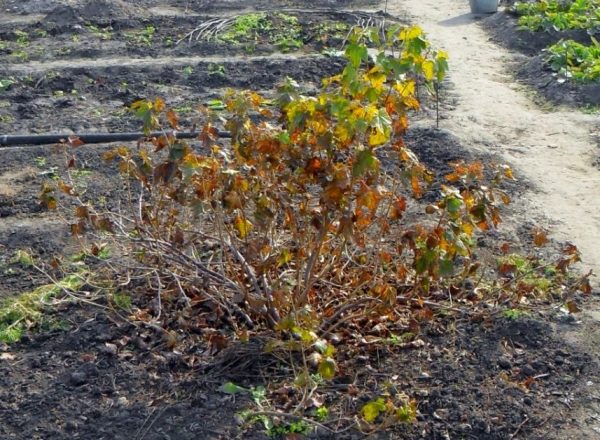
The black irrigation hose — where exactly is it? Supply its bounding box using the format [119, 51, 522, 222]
[0, 131, 232, 147]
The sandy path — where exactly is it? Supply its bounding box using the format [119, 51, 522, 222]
[387, 0, 600, 283]
[385, 1, 600, 437]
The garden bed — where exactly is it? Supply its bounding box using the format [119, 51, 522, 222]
[0, 1, 597, 439]
[483, 4, 600, 107]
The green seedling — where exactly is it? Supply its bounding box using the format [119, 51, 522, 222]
[124, 25, 156, 46]
[206, 99, 225, 111]
[34, 156, 47, 168]
[0, 79, 14, 91]
[503, 309, 528, 320]
[11, 50, 28, 61]
[14, 30, 29, 46]
[86, 24, 112, 40]
[207, 63, 226, 77]
[111, 293, 132, 311]
[182, 65, 194, 77]
[10, 250, 34, 268]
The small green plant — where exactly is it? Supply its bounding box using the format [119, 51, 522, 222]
[56, 47, 72, 56]
[111, 293, 132, 311]
[206, 99, 225, 110]
[218, 12, 304, 51]
[268, 420, 310, 437]
[313, 406, 329, 421]
[14, 30, 29, 46]
[503, 308, 528, 320]
[0, 78, 14, 92]
[124, 25, 156, 46]
[86, 24, 113, 40]
[10, 250, 34, 268]
[182, 65, 194, 77]
[11, 50, 28, 61]
[385, 332, 416, 345]
[207, 63, 226, 77]
[548, 38, 600, 81]
[34, 156, 47, 168]
[220, 12, 270, 43]
[71, 168, 93, 179]
[361, 396, 417, 426]
[314, 21, 350, 41]
[497, 251, 574, 299]
[173, 104, 194, 113]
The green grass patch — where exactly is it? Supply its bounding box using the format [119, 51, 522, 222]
[0, 273, 85, 344]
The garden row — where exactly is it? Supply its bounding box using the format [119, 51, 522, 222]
[513, 0, 600, 82]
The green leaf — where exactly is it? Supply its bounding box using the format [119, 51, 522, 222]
[372, 108, 392, 132]
[446, 197, 462, 214]
[352, 150, 380, 177]
[361, 398, 386, 423]
[220, 381, 248, 395]
[318, 357, 336, 380]
[207, 99, 225, 111]
[439, 258, 454, 278]
[313, 339, 328, 354]
[0, 79, 14, 92]
[277, 249, 293, 267]
[250, 385, 266, 404]
[345, 42, 368, 68]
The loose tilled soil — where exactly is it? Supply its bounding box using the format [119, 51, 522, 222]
[1, 1, 599, 439]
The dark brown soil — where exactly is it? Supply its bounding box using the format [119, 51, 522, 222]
[1, 1, 599, 439]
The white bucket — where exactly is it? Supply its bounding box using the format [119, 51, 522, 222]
[469, 0, 498, 13]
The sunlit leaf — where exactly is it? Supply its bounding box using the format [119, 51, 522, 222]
[422, 60, 435, 81]
[345, 42, 368, 68]
[234, 216, 253, 239]
[361, 398, 386, 423]
[318, 357, 336, 380]
[220, 382, 247, 395]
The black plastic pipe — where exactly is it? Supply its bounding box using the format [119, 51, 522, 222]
[0, 130, 232, 147]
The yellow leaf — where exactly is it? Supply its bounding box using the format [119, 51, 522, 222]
[234, 216, 253, 239]
[394, 80, 416, 98]
[365, 66, 387, 89]
[361, 398, 386, 423]
[400, 26, 422, 40]
[369, 129, 388, 146]
[153, 97, 165, 112]
[318, 357, 336, 380]
[422, 60, 435, 81]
